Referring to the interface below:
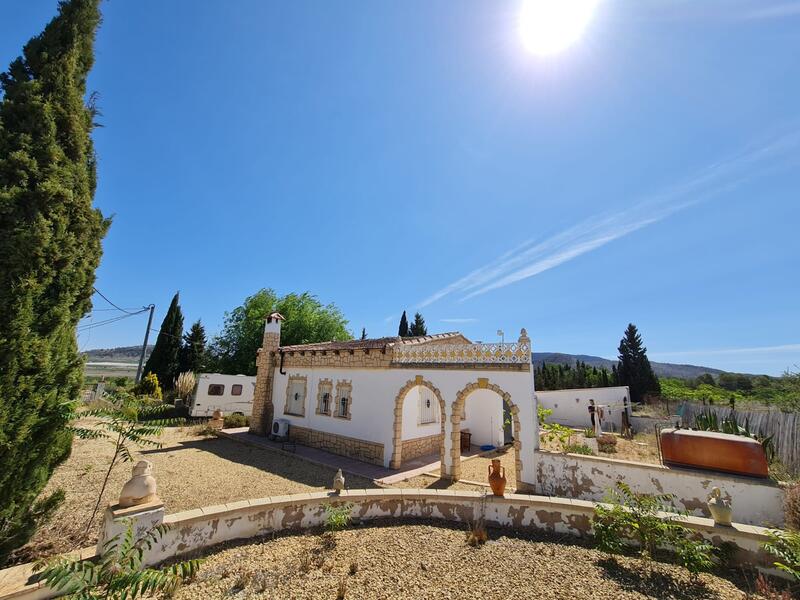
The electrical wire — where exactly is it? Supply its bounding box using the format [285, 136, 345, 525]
[77, 309, 148, 331]
[93, 287, 146, 315]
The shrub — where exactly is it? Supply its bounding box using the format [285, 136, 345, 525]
[597, 434, 618, 453]
[564, 443, 594, 455]
[465, 520, 488, 546]
[223, 413, 249, 428]
[592, 482, 715, 577]
[764, 528, 800, 582]
[174, 371, 196, 401]
[36, 521, 200, 599]
[133, 373, 162, 400]
[324, 503, 353, 532]
[538, 405, 573, 451]
[584, 427, 596, 438]
[785, 483, 800, 530]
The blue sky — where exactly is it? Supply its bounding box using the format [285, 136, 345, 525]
[2, 0, 799, 375]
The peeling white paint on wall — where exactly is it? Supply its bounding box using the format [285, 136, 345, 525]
[535, 450, 785, 527]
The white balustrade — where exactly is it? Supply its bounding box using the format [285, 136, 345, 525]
[392, 342, 531, 365]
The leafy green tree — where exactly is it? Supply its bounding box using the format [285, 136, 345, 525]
[208, 289, 351, 375]
[695, 373, 715, 387]
[409, 312, 427, 336]
[398, 311, 409, 337]
[178, 319, 206, 373]
[0, 0, 107, 565]
[616, 323, 660, 403]
[142, 292, 183, 390]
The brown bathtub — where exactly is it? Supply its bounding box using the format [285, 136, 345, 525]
[659, 428, 769, 478]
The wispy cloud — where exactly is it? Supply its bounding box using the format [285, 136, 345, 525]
[416, 130, 800, 307]
[652, 344, 800, 358]
[440, 318, 479, 324]
[741, 2, 800, 20]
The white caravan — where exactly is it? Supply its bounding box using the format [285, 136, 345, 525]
[189, 373, 256, 417]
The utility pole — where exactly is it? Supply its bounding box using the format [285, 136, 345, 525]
[135, 304, 155, 383]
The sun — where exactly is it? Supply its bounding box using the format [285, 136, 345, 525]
[519, 0, 600, 56]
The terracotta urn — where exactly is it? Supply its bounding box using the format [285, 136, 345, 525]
[488, 459, 506, 497]
[707, 487, 732, 526]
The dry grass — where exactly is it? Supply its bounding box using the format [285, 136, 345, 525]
[13, 426, 376, 563]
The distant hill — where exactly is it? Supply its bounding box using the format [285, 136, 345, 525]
[85, 345, 725, 380]
[84, 345, 152, 362]
[534, 352, 726, 379]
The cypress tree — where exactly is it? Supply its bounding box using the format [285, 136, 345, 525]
[360, 327, 367, 340]
[143, 293, 184, 389]
[409, 312, 427, 336]
[398, 311, 409, 337]
[178, 320, 206, 374]
[616, 323, 661, 403]
[0, 0, 107, 564]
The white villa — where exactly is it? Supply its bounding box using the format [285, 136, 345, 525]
[249, 313, 539, 490]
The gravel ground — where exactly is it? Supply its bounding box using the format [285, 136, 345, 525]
[14, 426, 376, 563]
[172, 521, 751, 600]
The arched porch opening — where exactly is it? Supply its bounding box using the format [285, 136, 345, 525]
[390, 376, 446, 469]
[449, 378, 522, 486]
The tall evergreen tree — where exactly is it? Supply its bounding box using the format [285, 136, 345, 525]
[398, 311, 409, 337]
[616, 323, 660, 403]
[0, 0, 107, 564]
[409, 312, 427, 336]
[143, 293, 184, 389]
[360, 327, 367, 340]
[178, 320, 206, 374]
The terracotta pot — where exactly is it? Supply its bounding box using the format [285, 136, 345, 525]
[488, 459, 506, 497]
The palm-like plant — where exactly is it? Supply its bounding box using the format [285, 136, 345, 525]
[37, 520, 200, 599]
[70, 392, 182, 541]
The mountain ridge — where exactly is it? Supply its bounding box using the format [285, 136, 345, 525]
[533, 352, 726, 379]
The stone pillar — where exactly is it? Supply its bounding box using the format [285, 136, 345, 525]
[249, 312, 284, 435]
[517, 327, 538, 494]
[441, 402, 456, 479]
[98, 461, 165, 555]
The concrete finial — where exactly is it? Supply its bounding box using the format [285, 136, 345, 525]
[519, 328, 530, 343]
[119, 460, 159, 508]
[333, 469, 345, 493]
[707, 487, 733, 526]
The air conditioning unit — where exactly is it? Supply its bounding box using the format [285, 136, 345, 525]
[272, 419, 290, 439]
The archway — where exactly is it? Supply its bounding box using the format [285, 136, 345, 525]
[449, 378, 522, 486]
[391, 376, 446, 469]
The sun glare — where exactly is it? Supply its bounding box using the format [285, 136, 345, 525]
[519, 0, 600, 56]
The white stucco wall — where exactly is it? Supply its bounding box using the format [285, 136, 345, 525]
[461, 388, 504, 448]
[536, 450, 785, 527]
[270, 365, 536, 482]
[536, 386, 630, 431]
[401, 385, 442, 441]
